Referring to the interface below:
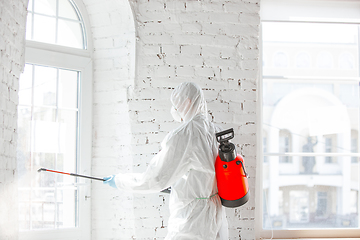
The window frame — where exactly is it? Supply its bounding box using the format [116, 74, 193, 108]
[26, 0, 88, 49]
[18, 0, 92, 239]
[256, 0, 360, 239]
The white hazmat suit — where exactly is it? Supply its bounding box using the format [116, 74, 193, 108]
[112, 82, 228, 239]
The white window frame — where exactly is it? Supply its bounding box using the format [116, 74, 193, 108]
[256, 0, 360, 239]
[19, 1, 92, 239]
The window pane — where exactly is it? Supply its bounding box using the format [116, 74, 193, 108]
[59, 0, 79, 20]
[34, 0, 57, 16]
[262, 22, 359, 78]
[17, 64, 80, 230]
[58, 110, 78, 168]
[57, 188, 77, 228]
[17, 106, 32, 189]
[19, 64, 33, 105]
[28, 0, 33, 11]
[26, 14, 32, 40]
[352, 130, 359, 163]
[26, 0, 86, 49]
[32, 189, 55, 229]
[57, 20, 83, 49]
[19, 200, 31, 230]
[32, 109, 59, 154]
[33, 14, 56, 44]
[33, 65, 57, 106]
[58, 69, 78, 108]
[262, 22, 360, 230]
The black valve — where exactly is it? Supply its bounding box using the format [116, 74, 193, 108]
[216, 128, 237, 162]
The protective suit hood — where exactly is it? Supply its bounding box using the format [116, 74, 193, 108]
[170, 82, 208, 122]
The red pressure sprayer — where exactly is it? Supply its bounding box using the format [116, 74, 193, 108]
[215, 128, 249, 208]
[37, 168, 171, 193]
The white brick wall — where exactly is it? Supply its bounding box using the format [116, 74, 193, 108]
[84, 0, 138, 239]
[0, 0, 259, 239]
[0, 0, 28, 239]
[86, 0, 259, 239]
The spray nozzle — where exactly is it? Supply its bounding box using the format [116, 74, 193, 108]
[216, 128, 237, 162]
[216, 128, 234, 144]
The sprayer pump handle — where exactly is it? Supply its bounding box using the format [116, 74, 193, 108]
[216, 128, 234, 143]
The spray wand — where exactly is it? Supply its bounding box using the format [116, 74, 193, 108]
[37, 168, 105, 181]
[37, 168, 171, 193]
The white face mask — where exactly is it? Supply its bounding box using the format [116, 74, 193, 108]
[171, 106, 183, 122]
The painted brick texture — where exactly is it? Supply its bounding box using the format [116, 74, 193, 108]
[85, 0, 139, 239]
[0, 0, 259, 239]
[88, 0, 260, 239]
[0, 0, 28, 239]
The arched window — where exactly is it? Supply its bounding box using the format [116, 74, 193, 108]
[26, 0, 86, 49]
[296, 52, 311, 68]
[339, 52, 355, 69]
[317, 51, 333, 69]
[273, 52, 288, 68]
[17, 0, 92, 239]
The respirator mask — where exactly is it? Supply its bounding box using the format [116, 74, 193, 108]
[171, 106, 183, 122]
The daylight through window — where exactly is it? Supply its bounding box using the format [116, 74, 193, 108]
[262, 21, 360, 230]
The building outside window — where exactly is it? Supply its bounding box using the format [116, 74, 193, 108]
[259, 0, 360, 238]
[279, 129, 291, 163]
[263, 132, 268, 163]
[296, 52, 311, 69]
[316, 191, 327, 218]
[17, 0, 92, 239]
[352, 130, 359, 163]
[324, 134, 337, 164]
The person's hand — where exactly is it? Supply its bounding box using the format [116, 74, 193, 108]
[103, 175, 117, 188]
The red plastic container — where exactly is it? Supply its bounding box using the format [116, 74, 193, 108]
[215, 129, 249, 208]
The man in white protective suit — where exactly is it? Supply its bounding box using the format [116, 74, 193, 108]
[104, 82, 229, 239]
